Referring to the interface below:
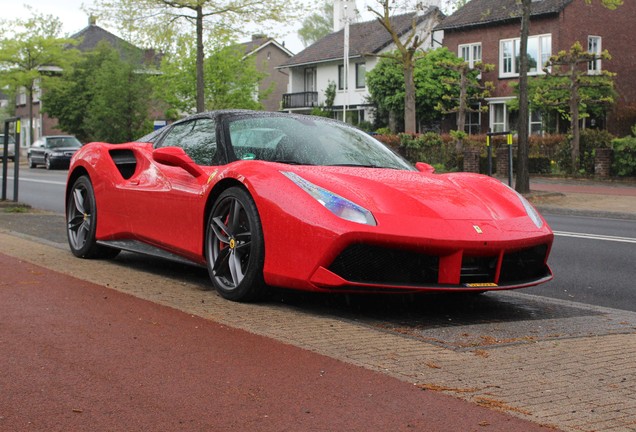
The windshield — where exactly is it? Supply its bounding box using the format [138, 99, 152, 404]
[227, 115, 414, 170]
[47, 137, 82, 149]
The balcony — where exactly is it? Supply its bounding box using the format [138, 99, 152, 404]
[282, 92, 318, 109]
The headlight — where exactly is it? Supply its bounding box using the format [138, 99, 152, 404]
[282, 171, 376, 226]
[50, 151, 64, 156]
[506, 185, 543, 228]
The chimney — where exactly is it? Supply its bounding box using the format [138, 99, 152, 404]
[89, 15, 97, 26]
[333, 0, 357, 32]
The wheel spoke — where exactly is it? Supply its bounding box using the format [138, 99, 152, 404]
[212, 247, 230, 274]
[73, 188, 86, 214]
[229, 199, 242, 232]
[228, 250, 244, 287]
[211, 216, 231, 243]
[67, 214, 84, 231]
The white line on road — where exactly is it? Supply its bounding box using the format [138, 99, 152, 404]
[12, 178, 66, 186]
[554, 231, 636, 244]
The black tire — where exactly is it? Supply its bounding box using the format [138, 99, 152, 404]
[45, 156, 52, 170]
[205, 187, 266, 302]
[28, 155, 36, 168]
[66, 176, 120, 259]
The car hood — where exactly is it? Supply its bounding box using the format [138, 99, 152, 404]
[287, 166, 530, 222]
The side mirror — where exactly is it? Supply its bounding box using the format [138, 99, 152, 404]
[415, 162, 436, 174]
[153, 147, 205, 178]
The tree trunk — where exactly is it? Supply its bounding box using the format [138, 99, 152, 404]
[515, 0, 531, 194]
[570, 63, 580, 172]
[403, 58, 417, 134]
[455, 68, 467, 151]
[27, 85, 34, 146]
[195, 5, 205, 113]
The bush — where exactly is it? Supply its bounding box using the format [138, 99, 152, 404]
[611, 136, 636, 176]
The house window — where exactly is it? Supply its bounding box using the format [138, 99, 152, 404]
[530, 111, 542, 135]
[465, 105, 481, 135]
[304, 68, 316, 92]
[17, 88, 27, 106]
[500, 34, 551, 77]
[588, 36, 602, 74]
[355, 63, 366, 89]
[338, 65, 345, 90]
[459, 43, 482, 68]
[491, 103, 507, 133]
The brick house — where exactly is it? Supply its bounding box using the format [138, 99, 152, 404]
[240, 35, 294, 112]
[14, 18, 161, 149]
[434, 0, 636, 136]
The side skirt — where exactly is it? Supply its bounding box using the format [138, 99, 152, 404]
[98, 240, 204, 268]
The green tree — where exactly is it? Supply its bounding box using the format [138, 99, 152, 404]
[90, 0, 300, 113]
[367, 47, 486, 133]
[436, 59, 494, 150]
[153, 39, 266, 116]
[368, 0, 443, 133]
[298, 1, 333, 47]
[541, 42, 615, 172]
[0, 8, 78, 145]
[43, 43, 152, 143]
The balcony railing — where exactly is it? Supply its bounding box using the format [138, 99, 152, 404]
[282, 92, 318, 109]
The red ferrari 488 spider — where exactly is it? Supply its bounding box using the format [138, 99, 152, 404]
[66, 110, 553, 301]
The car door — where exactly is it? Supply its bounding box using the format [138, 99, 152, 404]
[29, 138, 46, 164]
[123, 117, 219, 258]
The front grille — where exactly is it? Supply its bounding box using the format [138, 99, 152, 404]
[328, 244, 439, 286]
[460, 255, 498, 284]
[499, 245, 550, 284]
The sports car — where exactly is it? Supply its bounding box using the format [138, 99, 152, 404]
[66, 110, 553, 302]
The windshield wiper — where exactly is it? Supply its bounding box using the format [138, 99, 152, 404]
[328, 163, 396, 169]
[272, 159, 314, 166]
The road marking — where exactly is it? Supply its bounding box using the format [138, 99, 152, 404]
[554, 230, 636, 244]
[13, 178, 66, 186]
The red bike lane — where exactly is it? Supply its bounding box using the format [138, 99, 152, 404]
[0, 253, 556, 432]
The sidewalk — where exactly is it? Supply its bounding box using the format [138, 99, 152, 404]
[0, 250, 554, 431]
[1, 176, 635, 432]
[528, 176, 636, 219]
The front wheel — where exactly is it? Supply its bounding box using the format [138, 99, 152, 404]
[205, 187, 266, 302]
[67, 175, 120, 259]
[28, 155, 36, 168]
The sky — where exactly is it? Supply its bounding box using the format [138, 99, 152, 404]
[2, 0, 453, 54]
[2, 0, 308, 53]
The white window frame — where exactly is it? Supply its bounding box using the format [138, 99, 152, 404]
[499, 34, 552, 78]
[588, 36, 602, 75]
[529, 110, 543, 135]
[355, 62, 366, 89]
[487, 97, 514, 133]
[458, 42, 482, 68]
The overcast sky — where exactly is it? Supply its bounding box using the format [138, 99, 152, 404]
[3, 0, 308, 53]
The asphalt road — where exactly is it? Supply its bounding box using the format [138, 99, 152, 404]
[527, 214, 636, 312]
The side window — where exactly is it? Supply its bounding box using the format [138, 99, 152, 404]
[159, 119, 218, 165]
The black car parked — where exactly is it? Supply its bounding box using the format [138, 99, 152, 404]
[28, 136, 82, 169]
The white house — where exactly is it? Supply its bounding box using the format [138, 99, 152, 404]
[279, 1, 443, 126]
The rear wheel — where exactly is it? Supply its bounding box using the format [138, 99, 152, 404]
[205, 187, 266, 302]
[67, 175, 120, 259]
